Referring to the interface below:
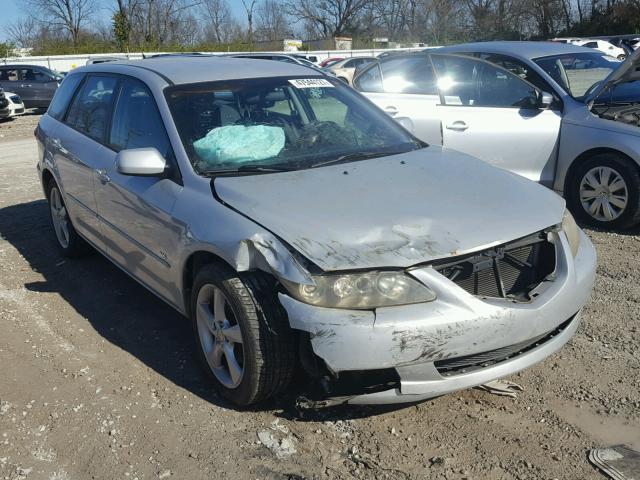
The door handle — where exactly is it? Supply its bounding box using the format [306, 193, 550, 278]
[445, 121, 469, 131]
[20, 84, 32, 88]
[95, 168, 111, 184]
[384, 106, 399, 116]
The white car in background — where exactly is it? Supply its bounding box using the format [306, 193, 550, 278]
[575, 39, 627, 59]
[355, 41, 640, 229]
[0, 88, 25, 120]
[326, 57, 377, 84]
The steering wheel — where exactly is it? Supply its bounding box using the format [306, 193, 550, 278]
[299, 120, 342, 147]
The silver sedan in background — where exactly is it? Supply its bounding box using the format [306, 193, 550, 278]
[36, 57, 596, 406]
[355, 42, 640, 229]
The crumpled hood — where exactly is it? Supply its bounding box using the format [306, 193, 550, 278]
[214, 147, 565, 271]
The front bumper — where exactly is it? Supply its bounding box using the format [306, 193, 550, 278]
[280, 229, 597, 405]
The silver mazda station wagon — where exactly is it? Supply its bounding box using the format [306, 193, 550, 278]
[36, 57, 597, 406]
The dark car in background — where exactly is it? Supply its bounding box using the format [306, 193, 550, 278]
[0, 64, 62, 109]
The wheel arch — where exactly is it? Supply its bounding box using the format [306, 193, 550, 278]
[181, 250, 234, 315]
[41, 167, 55, 197]
[563, 147, 639, 194]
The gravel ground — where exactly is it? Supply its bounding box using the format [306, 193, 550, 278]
[0, 135, 638, 480]
[0, 113, 41, 143]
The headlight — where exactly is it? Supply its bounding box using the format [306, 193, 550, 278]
[281, 271, 436, 309]
[562, 209, 581, 257]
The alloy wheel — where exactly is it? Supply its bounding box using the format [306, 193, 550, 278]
[195, 284, 245, 389]
[50, 187, 70, 248]
[579, 166, 628, 222]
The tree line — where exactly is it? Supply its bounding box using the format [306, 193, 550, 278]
[3, 0, 640, 56]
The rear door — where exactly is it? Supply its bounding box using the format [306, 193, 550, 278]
[94, 77, 183, 305]
[431, 54, 562, 184]
[354, 55, 443, 145]
[54, 74, 119, 249]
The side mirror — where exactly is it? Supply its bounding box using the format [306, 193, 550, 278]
[538, 91, 554, 109]
[116, 147, 167, 176]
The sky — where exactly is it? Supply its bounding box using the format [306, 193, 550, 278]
[0, 0, 248, 42]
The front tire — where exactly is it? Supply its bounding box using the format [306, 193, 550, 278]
[46, 179, 88, 257]
[567, 153, 640, 229]
[191, 263, 295, 406]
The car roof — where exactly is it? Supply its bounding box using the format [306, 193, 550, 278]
[435, 41, 595, 60]
[230, 53, 295, 58]
[77, 56, 317, 85]
[0, 64, 51, 69]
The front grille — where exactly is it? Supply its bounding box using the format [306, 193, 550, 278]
[435, 315, 575, 376]
[14, 108, 24, 114]
[433, 231, 556, 302]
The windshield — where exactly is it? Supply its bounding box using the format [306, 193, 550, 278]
[165, 76, 423, 174]
[533, 52, 622, 99]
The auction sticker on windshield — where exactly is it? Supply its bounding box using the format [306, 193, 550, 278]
[289, 79, 334, 88]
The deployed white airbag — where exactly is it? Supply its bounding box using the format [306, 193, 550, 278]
[193, 125, 285, 165]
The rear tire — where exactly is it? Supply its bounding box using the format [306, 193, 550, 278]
[46, 179, 89, 257]
[566, 153, 640, 229]
[190, 263, 295, 406]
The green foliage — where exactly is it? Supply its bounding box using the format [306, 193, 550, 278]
[113, 11, 131, 53]
[0, 42, 17, 58]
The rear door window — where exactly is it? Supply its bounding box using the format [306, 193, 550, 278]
[65, 75, 118, 142]
[48, 73, 84, 120]
[379, 55, 437, 94]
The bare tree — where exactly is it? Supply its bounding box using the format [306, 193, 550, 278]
[5, 18, 40, 48]
[367, 0, 417, 41]
[285, 0, 373, 38]
[23, 0, 97, 47]
[125, 0, 203, 48]
[241, 0, 258, 44]
[200, 0, 236, 42]
[255, 0, 291, 41]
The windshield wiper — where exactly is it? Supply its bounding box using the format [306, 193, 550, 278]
[310, 150, 409, 168]
[203, 164, 295, 176]
[237, 164, 294, 172]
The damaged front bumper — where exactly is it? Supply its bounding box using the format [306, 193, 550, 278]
[279, 229, 596, 405]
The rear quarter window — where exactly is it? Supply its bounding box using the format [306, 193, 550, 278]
[47, 73, 84, 121]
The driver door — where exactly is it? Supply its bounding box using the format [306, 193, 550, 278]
[432, 54, 562, 185]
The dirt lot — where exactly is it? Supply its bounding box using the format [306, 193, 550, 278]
[0, 126, 639, 479]
[0, 113, 41, 144]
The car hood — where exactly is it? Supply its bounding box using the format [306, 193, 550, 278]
[587, 47, 640, 105]
[214, 147, 565, 272]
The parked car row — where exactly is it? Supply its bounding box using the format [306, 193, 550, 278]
[551, 36, 630, 59]
[353, 41, 640, 229]
[36, 54, 596, 407]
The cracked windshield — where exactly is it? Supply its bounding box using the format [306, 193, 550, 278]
[166, 77, 423, 173]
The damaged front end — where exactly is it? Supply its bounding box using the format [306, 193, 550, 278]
[276, 226, 596, 406]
